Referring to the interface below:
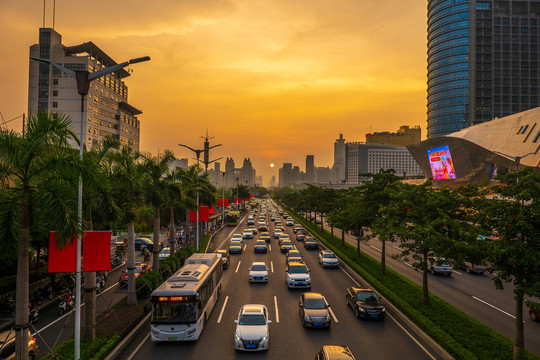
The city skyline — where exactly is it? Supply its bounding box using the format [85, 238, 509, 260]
[0, 0, 427, 183]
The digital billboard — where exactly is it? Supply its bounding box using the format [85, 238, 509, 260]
[427, 145, 456, 179]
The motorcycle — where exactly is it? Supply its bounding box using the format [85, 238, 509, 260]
[58, 294, 74, 316]
[143, 249, 150, 261]
[29, 307, 39, 324]
[96, 278, 105, 294]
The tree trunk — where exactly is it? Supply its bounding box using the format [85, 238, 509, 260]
[169, 205, 176, 257]
[513, 290, 525, 360]
[83, 220, 96, 340]
[34, 245, 40, 275]
[331, 226, 334, 240]
[356, 235, 361, 258]
[127, 223, 137, 305]
[153, 207, 161, 271]
[341, 229, 345, 246]
[381, 239, 386, 275]
[320, 213, 324, 231]
[15, 196, 30, 360]
[422, 252, 430, 305]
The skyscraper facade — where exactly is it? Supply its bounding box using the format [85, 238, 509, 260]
[332, 134, 346, 183]
[28, 28, 143, 149]
[306, 155, 315, 183]
[427, 0, 540, 138]
[225, 158, 236, 188]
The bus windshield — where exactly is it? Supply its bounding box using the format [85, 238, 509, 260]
[151, 301, 198, 324]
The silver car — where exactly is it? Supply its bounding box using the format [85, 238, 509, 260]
[318, 250, 339, 268]
[234, 304, 271, 351]
[249, 262, 269, 283]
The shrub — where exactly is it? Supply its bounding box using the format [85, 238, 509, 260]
[135, 275, 152, 300]
[41, 337, 112, 360]
[145, 270, 163, 288]
[159, 260, 172, 279]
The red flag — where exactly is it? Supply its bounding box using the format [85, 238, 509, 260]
[209, 205, 215, 215]
[83, 231, 112, 272]
[244, 198, 249, 202]
[225, 199, 230, 206]
[189, 209, 197, 222]
[199, 206, 210, 221]
[49, 232, 77, 273]
[218, 199, 225, 206]
[250, 195, 255, 199]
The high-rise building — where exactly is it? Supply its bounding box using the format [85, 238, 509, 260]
[279, 163, 293, 187]
[427, 1, 540, 138]
[269, 175, 276, 187]
[306, 155, 315, 184]
[28, 28, 143, 150]
[171, 158, 188, 170]
[332, 134, 346, 183]
[366, 125, 421, 146]
[225, 158, 235, 188]
[241, 158, 256, 187]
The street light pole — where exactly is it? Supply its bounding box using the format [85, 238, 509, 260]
[30, 55, 150, 360]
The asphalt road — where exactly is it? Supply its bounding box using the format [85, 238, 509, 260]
[318, 217, 540, 357]
[127, 202, 444, 360]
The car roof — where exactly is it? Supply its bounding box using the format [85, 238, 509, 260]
[241, 304, 266, 314]
[216, 249, 227, 253]
[303, 292, 324, 300]
[350, 287, 374, 293]
[251, 261, 266, 266]
[321, 250, 333, 254]
[322, 345, 356, 359]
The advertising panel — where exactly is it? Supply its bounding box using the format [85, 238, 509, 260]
[427, 145, 456, 179]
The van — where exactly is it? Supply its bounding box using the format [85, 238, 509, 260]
[0, 329, 39, 360]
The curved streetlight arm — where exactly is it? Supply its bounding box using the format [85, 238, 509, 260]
[30, 56, 76, 78]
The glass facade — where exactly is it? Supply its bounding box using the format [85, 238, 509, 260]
[38, 29, 51, 111]
[427, 0, 540, 138]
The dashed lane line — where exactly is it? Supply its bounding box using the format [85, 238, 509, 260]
[328, 307, 339, 323]
[270, 261, 274, 273]
[217, 296, 229, 323]
[235, 261, 242, 273]
[274, 296, 280, 323]
[369, 244, 382, 253]
[473, 296, 515, 319]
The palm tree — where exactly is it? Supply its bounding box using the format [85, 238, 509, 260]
[107, 145, 142, 305]
[0, 110, 82, 360]
[140, 150, 176, 270]
[80, 136, 120, 340]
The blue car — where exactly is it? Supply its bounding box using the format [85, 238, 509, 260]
[303, 238, 319, 250]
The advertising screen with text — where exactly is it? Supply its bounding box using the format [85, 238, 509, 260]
[427, 145, 456, 179]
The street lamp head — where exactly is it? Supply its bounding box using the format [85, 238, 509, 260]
[129, 56, 151, 64]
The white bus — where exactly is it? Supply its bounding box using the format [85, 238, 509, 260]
[150, 253, 223, 341]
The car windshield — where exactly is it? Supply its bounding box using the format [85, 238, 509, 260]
[239, 314, 266, 325]
[357, 292, 379, 302]
[251, 264, 267, 271]
[255, 241, 266, 245]
[305, 298, 327, 309]
[151, 301, 198, 324]
[282, 241, 292, 246]
[306, 238, 316, 243]
[230, 241, 241, 246]
[289, 251, 301, 257]
[323, 253, 336, 258]
[288, 265, 308, 274]
[217, 252, 226, 258]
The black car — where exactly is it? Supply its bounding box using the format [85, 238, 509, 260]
[346, 287, 386, 320]
[280, 240, 295, 253]
[304, 237, 319, 250]
[216, 250, 230, 269]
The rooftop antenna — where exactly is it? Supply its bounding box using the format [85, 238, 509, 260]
[42, 0, 46, 28]
[53, 0, 56, 29]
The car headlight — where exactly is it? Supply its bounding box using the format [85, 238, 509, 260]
[261, 334, 268, 341]
[304, 314, 310, 321]
[381, 307, 386, 312]
[359, 307, 366, 312]
[235, 333, 241, 341]
[325, 314, 330, 321]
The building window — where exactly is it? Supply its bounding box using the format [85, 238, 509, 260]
[53, 90, 58, 97]
[53, 79, 58, 85]
[52, 102, 58, 108]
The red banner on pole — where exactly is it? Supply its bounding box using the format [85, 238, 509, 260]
[218, 199, 225, 206]
[244, 198, 250, 202]
[83, 231, 112, 272]
[189, 209, 197, 222]
[209, 205, 215, 215]
[250, 195, 255, 199]
[199, 206, 210, 221]
[49, 232, 77, 273]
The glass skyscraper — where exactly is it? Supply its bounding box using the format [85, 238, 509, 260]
[427, 0, 540, 138]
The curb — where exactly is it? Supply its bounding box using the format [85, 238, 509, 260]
[289, 210, 455, 360]
[104, 313, 151, 360]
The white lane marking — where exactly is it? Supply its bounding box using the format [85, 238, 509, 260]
[369, 244, 382, 253]
[393, 245, 403, 251]
[453, 270, 462, 275]
[126, 333, 150, 360]
[387, 313, 437, 360]
[328, 307, 339, 323]
[269, 245, 272, 251]
[270, 261, 274, 273]
[274, 296, 280, 323]
[473, 296, 515, 319]
[235, 261, 242, 273]
[404, 262, 414, 268]
[217, 296, 229, 323]
[341, 263, 437, 360]
[243, 244, 247, 251]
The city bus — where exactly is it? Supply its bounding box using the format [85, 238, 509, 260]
[150, 253, 223, 341]
[225, 211, 240, 226]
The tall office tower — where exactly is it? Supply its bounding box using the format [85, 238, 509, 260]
[241, 158, 255, 187]
[279, 163, 293, 187]
[29, 28, 143, 149]
[214, 162, 222, 188]
[366, 125, 422, 146]
[332, 134, 346, 183]
[225, 158, 235, 188]
[427, 1, 540, 138]
[269, 175, 276, 187]
[306, 155, 315, 183]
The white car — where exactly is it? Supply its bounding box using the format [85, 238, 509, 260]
[243, 229, 254, 239]
[231, 234, 243, 242]
[285, 262, 311, 289]
[273, 229, 283, 239]
[249, 262, 269, 283]
[318, 250, 339, 268]
[158, 247, 171, 261]
[234, 304, 271, 351]
[427, 259, 453, 276]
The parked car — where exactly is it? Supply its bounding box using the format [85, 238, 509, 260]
[304, 237, 319, 250]
[0, 329, 39, 360]
[234, 304, 271, 351]
[285, 262, 311, 289]
[119, 262, 150, 287]
[464, 262, 487, 274]
[346, 287, 386, 320]
[318, 250, 339, 268]
[427, 258, 453, 276]
[315, 345, 356, 360]
[249, 262, 269, 283]
[254, 240, 268, 253]
[216, 249, 230, 269]
[299, 292, 331, 328]
[229, 240, 243, 254]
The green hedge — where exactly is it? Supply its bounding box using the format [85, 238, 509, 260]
[41, 335, 121, 360]
[136, 271, 162, 300]
[287, 208, 539, 360]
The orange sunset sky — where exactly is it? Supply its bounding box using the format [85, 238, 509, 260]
[0, 1, 427, 185]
